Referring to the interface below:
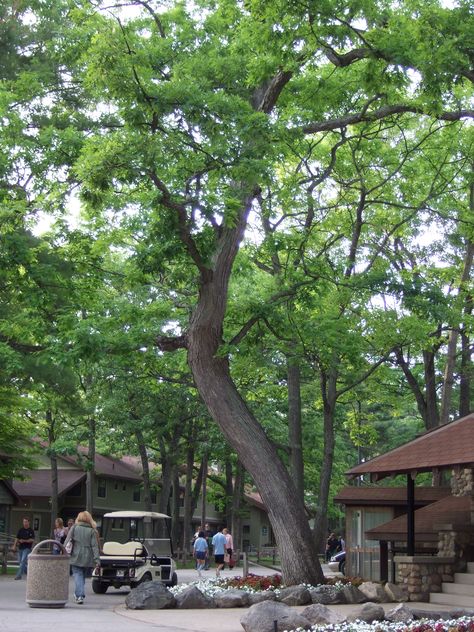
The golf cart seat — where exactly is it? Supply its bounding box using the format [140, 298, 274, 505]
[102, 541, 145, 557]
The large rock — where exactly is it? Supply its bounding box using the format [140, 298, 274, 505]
[385, 603, 415, 622]
[214, 589, 250, 608]
[278, 585, 312, 606]
[348, 602, 385, 623]
[384, 582, 408, 602]
[301, 603, 345, 625]
[174, 586, 215, 609]
[248, 591, 277, 605]
[342, 584, 368, 604]
[359, 581, 388, 603]
[240, 600, 311, 632]
[309, 585, 347, 605]
[125, 581, 176, 610]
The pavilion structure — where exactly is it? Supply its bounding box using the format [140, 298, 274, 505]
[346, 412, 474, 601]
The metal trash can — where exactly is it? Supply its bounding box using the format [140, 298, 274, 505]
[26, 539, 70, 608]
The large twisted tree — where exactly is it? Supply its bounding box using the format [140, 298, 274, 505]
[3, 0, 473, 583]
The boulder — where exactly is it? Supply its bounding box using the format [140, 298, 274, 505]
[174, 586, 215, 609]
[348, 602, 385, 623]
[240, 600, 311, 632]
[309, 585, 347, 605]
[342, 584, 368, 604]
[248, 591, 277, 605]
[385, 603, 415, 622]
[301, 603, 345, 625]
[278, 584, 312, 606]
[125, 581, 176, 610]
[214, 589, 250, 608]
[384, 582, 408, 602]
[359, 581, 388, 603]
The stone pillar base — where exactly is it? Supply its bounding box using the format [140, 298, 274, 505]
[394, 556, 455, 602]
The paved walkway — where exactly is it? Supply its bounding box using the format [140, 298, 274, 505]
[0, 563, 458, 632]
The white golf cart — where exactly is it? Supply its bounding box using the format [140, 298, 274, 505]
[92, 510, 177, 594]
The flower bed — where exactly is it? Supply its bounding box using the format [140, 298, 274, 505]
[300, 617, 474, 632]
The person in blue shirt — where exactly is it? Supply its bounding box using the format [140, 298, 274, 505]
[193, 531, 208, 578]
[211, 527, 227, 577]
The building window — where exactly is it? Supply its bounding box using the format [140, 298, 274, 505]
[150, 489, 157, 504]
[97, 478, 106, 499]
[122, 483, 126, 491]
[114, 482, 119, 490]
[133, 487, 141, 502]
[243, 525, 250, 534]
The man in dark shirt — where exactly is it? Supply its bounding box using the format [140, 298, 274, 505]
[12, 517, 35, 580]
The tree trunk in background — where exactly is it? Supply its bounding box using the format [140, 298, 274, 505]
[225, 453, 234, 528]
[191, 459, 204, 519]
[135, 427, 152, 511]
[460, 324, 472, 417]
[231, 460, 245, 550]
[312, 366, 337, 555]
[200, 451, 208, 529]
[423, 350, 440, 429]
[85, 417, 96, 514]
[287, 349, 305, 504]
[440, 237, 474, 424]
[47, 411, 58, 536]
[159, 448, 172, 515]
[171, 466, 180, 550]
[182, 444, 195, 554]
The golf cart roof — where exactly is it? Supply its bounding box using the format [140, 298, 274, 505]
[103, 510, 171, 519]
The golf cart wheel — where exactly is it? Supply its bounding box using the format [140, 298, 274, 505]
[339, 560, 346, 575]
[92, 579, 108, 594]
[170, 572, 178, 586]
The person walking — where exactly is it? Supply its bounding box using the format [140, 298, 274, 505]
[53, 517, 67, 555]
[211, 527, 227, 578]
[64, 510, 100, 604]
[223, 527, 234, 569]
[12, 517, 35, 580]
[193, 530, 208, 578]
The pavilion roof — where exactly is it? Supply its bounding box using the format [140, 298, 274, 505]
[334, 485, 450, 506]
[347, 413, 474, 481]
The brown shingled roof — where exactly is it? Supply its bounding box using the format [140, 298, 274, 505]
[347, 413, 474, 480]
[334, 485, 450, 506]
[365, 495, 472, 542]
[12, 469, 85, 497]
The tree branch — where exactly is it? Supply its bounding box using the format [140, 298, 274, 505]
[303, 105, 474, 134]
[148, 171, 213, 280]
[155, 333, 188, 351]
